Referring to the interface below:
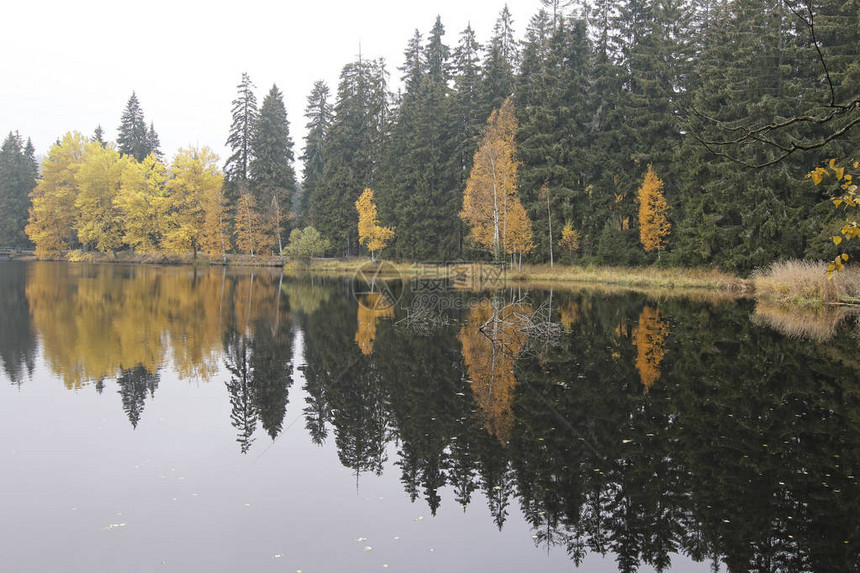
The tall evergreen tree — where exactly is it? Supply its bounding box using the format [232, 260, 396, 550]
[91, 125, 106, 147]
[224, 73, 259, 186]
[379, 16, 459, 260]
[482, 5, 520, 116]
[116, 92, 151, 161]
[311, 57, 389, 256]
[147, 122, 163, 162]
[250, 84, 297, 252]
[450, 24, 484, 193]
[300, 80, 333, 226]
[0, 132, 37, 248]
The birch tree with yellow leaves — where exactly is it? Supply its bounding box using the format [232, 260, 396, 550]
[356, 187, 394, 263]
[460, 98, 532, 265]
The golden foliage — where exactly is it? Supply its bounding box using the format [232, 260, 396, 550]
[26, 132, 88, 258]
[461, 99, 531, 258]
[25, 264, 290, 388]
[75, 142, 125, 254]
[354, 293, 395, 355]
[638, 165, 671, 253]
[234, 192, 269, 256]
[558, 222, 581, 256]
[808, 158, 859, 277]
[162, 146, 225, 257]
[355, 188, 394, 258]
[116, 154, 169, 254]
[635, 306, 670, 393]
[459, 299, 531, 444]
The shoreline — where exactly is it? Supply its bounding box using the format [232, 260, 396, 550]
[7, 252, 860, 306]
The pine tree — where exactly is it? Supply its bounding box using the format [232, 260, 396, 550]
[224, 73, 259, 186]
[117, 92, 151, 161]
[450, 24, 484, 193]
[250, 84, 297, 252]
[300, 80, 332, 226]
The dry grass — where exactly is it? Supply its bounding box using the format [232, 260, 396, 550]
[752, 301, 859, 341]
[509, 263, 751, 292]
[752, 259, 860, 305]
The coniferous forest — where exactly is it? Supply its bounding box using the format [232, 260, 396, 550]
[1, 0, 858, 274]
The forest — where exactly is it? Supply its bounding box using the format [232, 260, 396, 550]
[0, 0, 858, 274]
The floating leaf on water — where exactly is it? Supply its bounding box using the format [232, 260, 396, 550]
[363, 546, 373, 552]
[356, 537, 368, 542]
[622, 439, 632, 444]
[273, 554, 282, 559]
[103, 523, 127, 530]
[394, 536, 400, 540]
[414, 516, 424, 521]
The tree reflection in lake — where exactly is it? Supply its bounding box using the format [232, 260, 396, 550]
[2, 261, 860, 571]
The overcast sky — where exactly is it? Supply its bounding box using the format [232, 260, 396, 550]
[1, 0, 542, 175]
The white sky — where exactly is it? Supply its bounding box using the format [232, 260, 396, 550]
[1, 0, 542, 175]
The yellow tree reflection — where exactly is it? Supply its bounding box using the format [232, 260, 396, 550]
[459, 298, 531, 444]
[635, 306, 670, 394]
[355, 293, 395, 355]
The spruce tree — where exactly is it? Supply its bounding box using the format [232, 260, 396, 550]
[0, 132, 36, 248]
[224, 73, 259, 185]
[92, 125, 106, 147]
[311, 57, 389, 256]
[117, 92, 151, 161]
[379, 17, 459, 260]
[147, 122, 163, 161]
[482, 5, 520, 117]
[300, 80, 332, 226]
[250, 84, 298, 252]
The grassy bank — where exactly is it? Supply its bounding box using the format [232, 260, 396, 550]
[752, 260, 860, 306]
[285, 257, 751, 292]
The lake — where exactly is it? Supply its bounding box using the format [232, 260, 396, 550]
[1, 261, 858, 572]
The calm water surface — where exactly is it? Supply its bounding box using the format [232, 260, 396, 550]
[1, 261, 859, 572]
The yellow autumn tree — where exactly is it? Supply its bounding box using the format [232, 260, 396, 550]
[162, 146, 226, 259]
[459, 298, 531, 444]
[635, 306, 670, 394]
[25, 131, 87, 258]
[75, 142, 125, 254]
[504, 198, 534, 270]
[461, 98, 526, 262]
[638, 165, 671, 253]
[354, 293, 395, 355]
[116, 154, 169, 254]
[234, 192, 268, 256]
[558, 222, 581, 260]
[355, 187, 394, 263]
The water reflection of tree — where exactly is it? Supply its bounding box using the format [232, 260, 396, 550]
[0, 262, 36, 386]
[116, 366, 159, 429]
[223, 273, 294, 453]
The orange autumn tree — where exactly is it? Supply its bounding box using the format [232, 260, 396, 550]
[354, 293, 395, 355]
[461, 98, 532, 264]
[356, 187, 394, 263]
[638, 165, 671, 254]
[459, 298, 531, 444]
[635, 305, 670, 394]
